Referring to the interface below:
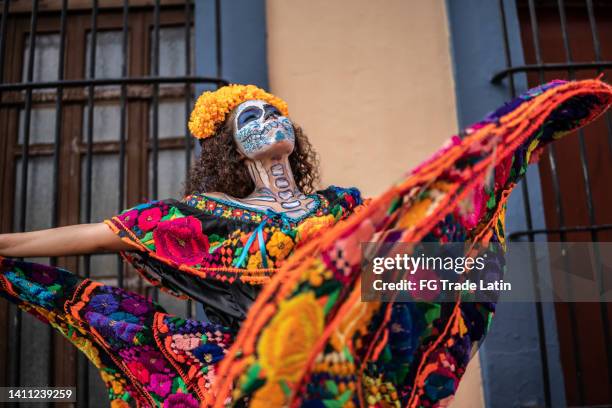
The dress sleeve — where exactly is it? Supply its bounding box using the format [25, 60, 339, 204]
[104, 198, 264, 330]
[104, 199, 198, 297]
[104, 199, 205, 260]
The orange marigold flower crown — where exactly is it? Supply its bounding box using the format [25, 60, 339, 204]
[188, 84, 289, 139]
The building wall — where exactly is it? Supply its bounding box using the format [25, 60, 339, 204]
[265, 1, 483, 406]
[266, 0, 458, 197]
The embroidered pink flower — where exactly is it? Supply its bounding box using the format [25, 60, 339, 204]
[118, 209, 138, 229]
[163, 393, 199, 408]
[148, 373, 172, 397]
[458, 183, 487, 230]
[138, 207, 162, 232]
[172, 334, 200, 351]
[153, 216, 210, 266]
[126, 361, 150, 383]
[494, 156, 512, 190]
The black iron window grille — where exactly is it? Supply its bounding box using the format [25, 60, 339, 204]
[0, 1, 226, 406]
[496, 0, 612, 406]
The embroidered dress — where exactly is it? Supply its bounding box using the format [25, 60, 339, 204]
[1, 79, 611, 408]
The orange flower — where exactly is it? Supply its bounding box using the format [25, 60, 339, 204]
[257, 292, 324, 382]
[296, 215, 336, 243]
[266, 231, 294, 261]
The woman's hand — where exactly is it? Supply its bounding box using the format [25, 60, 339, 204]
[0, 222, 134, 258]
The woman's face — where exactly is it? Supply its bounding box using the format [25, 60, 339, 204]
[232, 99, 295, 160]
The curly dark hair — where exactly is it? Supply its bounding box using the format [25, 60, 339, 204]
[184, 115, 320, 197]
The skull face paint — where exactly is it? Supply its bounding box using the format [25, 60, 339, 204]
[233, 100, 295, 159]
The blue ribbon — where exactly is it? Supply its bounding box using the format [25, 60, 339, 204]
[268, 209, 294, 234]
[234, 209, 299, 269]
[235, 216, 269, 268]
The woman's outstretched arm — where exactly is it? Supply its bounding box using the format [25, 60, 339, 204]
[0, 223, 134, 258]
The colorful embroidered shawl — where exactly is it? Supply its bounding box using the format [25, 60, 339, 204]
[0, 78, 610, 408]
[209, 78, 612, 407]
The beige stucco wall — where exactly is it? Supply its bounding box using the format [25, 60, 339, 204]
[266, 0, 459, 197]
[265, 1, 484, 406]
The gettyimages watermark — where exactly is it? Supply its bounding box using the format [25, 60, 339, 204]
[360, 242, 612, 303]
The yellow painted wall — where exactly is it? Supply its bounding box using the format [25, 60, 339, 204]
[265, 1, 484, 406]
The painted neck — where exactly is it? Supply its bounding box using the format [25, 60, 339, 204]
[245, 155, 305, 203]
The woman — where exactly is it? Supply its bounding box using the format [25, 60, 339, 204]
[1, 80, 611, 407]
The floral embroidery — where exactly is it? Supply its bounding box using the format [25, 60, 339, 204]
[209, 79, 612, 407]
[153, 217, 211, 266]
[118, 209, 138, 229]
[138, 207, 163, 232]
[257, 292, 324, 382]
[265, 231, 294, 261]
[163, 392, 199, 408]
[104, 186, 362, 287]
[247, 252, 264, 269]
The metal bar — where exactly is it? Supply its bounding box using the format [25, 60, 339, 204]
[11, 0, 39, 398]
[498, 0, 515, 97]
[48, 0, 68, 394]
[0, 75, 227, 90]
[184, 0, 192, 175]
[528, 1, 587, 404]
[0, 0, 10, 82]
[50, 0, 67, 273]
[117, 0, 129, 290]
[79, 2, 98, 406]
[0, 0, 12, 392]
[499, 1, 551, 406]
[151, 0, 160, 200]
[184, 0, 193, 318]
[557, 0, 611, 397]
[151, 0, 161, 302]
[508, 223, 612, 240]
[585, 0, 612, 178]
[582, 0, 612, 391]
[585, 0, 603, 70]
[83, 0, 98, 278]
[491, 61, 612, 83]
[215, 0, 222, 78]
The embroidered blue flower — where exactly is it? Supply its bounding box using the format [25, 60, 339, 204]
[89, 294, 120, 315]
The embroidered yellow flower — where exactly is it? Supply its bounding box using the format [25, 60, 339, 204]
[249, 381, 287, 408]
[188, 84, 289, 139]
[257, 292, 324, 382]
[266, 231, 294, 261]
[247, 252, 264, 269]
[301, 258, 332, 287]
[73, 336, 101, 367]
